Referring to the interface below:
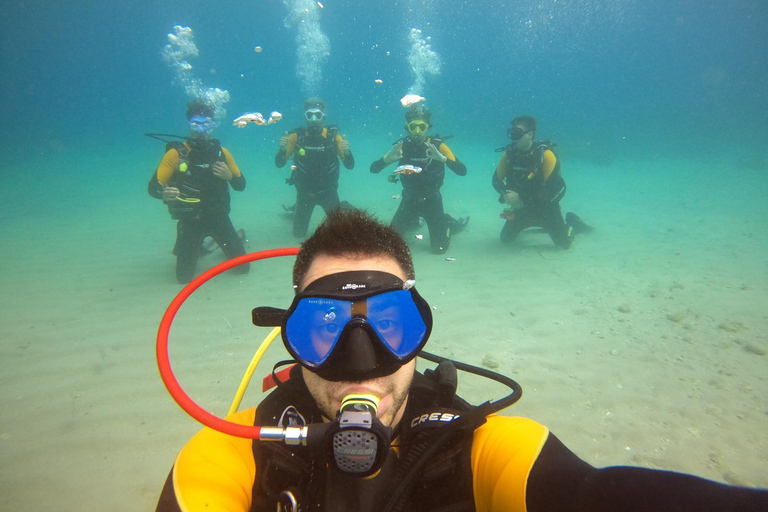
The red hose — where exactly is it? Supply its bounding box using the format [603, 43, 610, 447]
[156, 247, 300, 439]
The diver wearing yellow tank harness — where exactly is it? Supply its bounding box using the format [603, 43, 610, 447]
[149, 101, 249, 284]
[156, 209, 768, 512]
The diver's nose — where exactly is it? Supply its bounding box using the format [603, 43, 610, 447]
[337, 326, 378, 372]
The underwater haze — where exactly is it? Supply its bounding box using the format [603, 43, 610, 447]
[2, 1, 767, 161]
[1, 1, 767, 510]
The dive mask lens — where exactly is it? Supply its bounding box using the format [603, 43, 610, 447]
[282, 288, 430, 370]
[188, 116, 213, 135]
[305, 109, 325, 121]
[407, 121, 428, 134]
[509, 127, 527, 141]
[284, 297, 352, 366]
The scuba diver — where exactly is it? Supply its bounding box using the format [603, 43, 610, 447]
[493, 115, 591, 248]
[370, 104, 469, 254]
[150, 100, 249, 283]
[274, 97, 355, 238]
[155, 208, 768, 512]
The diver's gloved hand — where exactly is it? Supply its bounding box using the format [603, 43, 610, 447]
[162, 186, 181, 204]
[425, 142, 447, 163]
[212, 161, 233, 181]
[382, 143, 403, 164]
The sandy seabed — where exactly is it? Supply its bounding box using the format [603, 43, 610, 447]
[1, 146, 766, 510]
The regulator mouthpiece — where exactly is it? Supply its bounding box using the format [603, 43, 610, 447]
[330, 394, 390, 476]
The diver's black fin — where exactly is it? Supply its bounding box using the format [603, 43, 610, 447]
[565, 212, 593, 234]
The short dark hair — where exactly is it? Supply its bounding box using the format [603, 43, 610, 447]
[405, 104, 431, 126]
[293, 209, 416, 288]
[512, 116, 537, 134]
[303, 97, 326, 112]
[186, 100, 215, 119]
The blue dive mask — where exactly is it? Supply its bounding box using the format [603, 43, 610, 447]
[253, 271, 432, 381]
[188, 116, 214, 136]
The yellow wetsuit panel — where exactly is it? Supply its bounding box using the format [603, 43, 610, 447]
[169, 412, 548, 512]
[155, 144, 241, 187]
[156, 149, 181, 187]
[541, 150, 556, 181]
[172, 408, 256, 512]
[221, 148, 242, 178]
[437, 142, 457, 162]
[471, 415, 549, 512]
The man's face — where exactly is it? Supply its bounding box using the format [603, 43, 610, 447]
[304, 108, 325, 130]
[510, 124, 534, 150]
[300, 254, 416, 427]
[188, 116, 214, 139]
[406, 119, 429, 143]
[512, 124, 533, 151]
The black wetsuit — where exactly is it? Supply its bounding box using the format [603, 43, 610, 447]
[371, 136, 467, 254]
[156, 364, 768, 512]
[152, 139, 248, 283]
[493, 142, 573, 248]
[275, 126, 355, 237]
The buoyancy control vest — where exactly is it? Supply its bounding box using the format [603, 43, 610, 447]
[250, 363, 485, 512]
[292, 127, 342, 192]
[398, 136, 448, 194]
[503, 141, 565, 206]
[166, 139, 230, 219]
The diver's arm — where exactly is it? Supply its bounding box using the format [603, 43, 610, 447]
[371, 144, 404, 173]
[275, 133, 297, 168]
[222, 148, 246, 191]
[492, 154, 508, 202]
[525, 433, 768, 512]
[533, 150, 564, 204]
[156, 149, 181, 187]
[342, 151, 355, 169]
[445, 157, 467, 176]
[155, 409, 257, 512]
[537, 174, 565, 204]
[229, 173, 246, 191]
[148, 171, 163, 199]
[336, 134, 355, 169]
[437, 143, 467, 176]
[370, 158, 389, 174]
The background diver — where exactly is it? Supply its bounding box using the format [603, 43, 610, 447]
[371, 104, 469, 254]
[149, 100, 249, 283]
[275, 97, 355, 238]
[493, 115, 591, 248]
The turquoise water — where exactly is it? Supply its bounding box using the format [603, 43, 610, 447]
[1, 1, 767, 509]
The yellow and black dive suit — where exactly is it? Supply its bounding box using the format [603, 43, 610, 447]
[493, 142, 576, 248]
[371, 136, 467, 254]
[154, 139, 248, 283]
[155, 364, 768, 512]
[275, 126, 355, 237]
